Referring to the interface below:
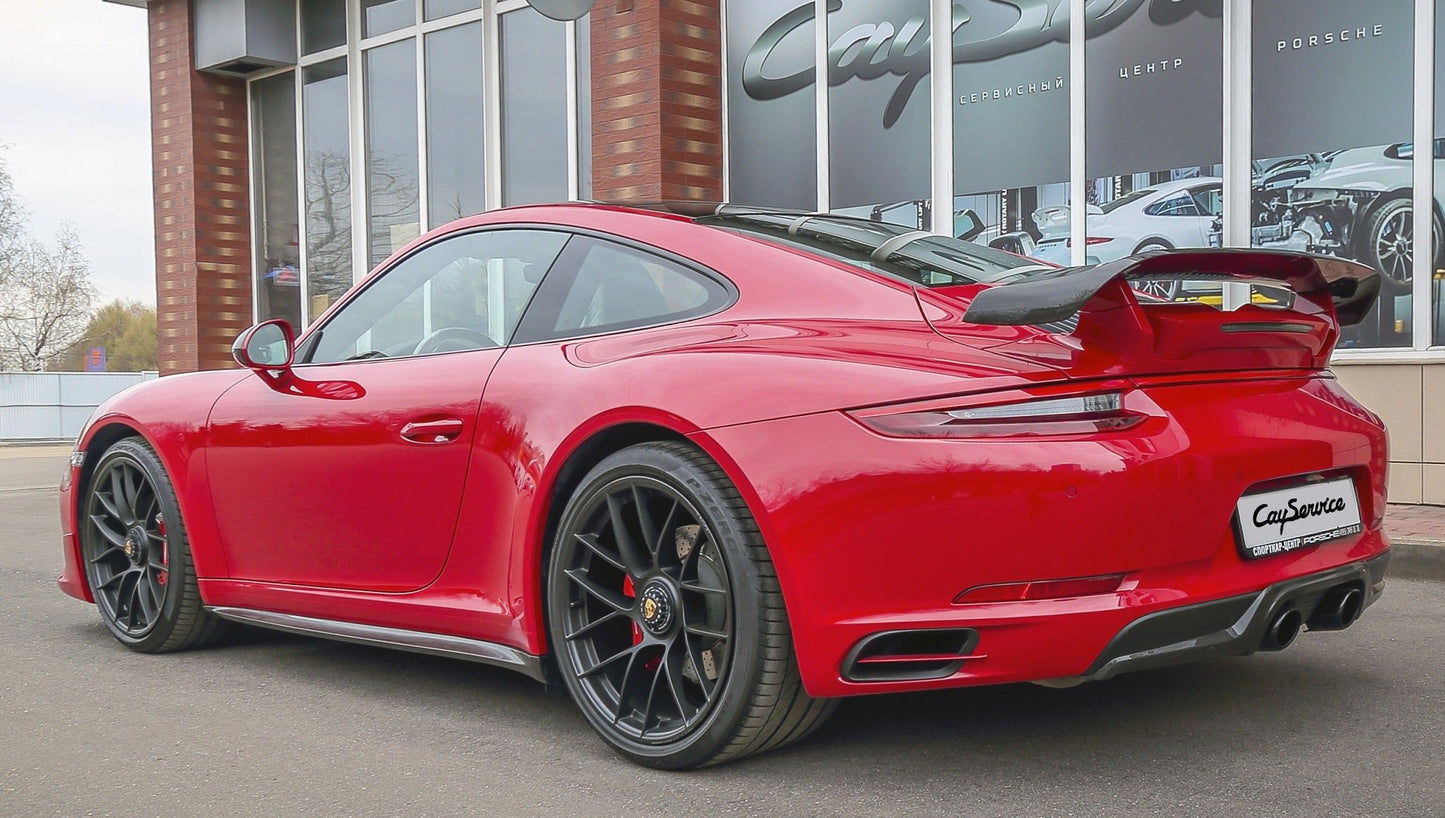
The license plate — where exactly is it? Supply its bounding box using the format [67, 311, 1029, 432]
[1234, 476, 1362, 560]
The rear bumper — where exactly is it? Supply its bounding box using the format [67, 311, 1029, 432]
[1083, 551, 1389, 681]
[701, 373, 1390, 698]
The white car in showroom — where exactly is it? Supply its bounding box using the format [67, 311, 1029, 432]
[1033, 178, 1224, 269]
[1264, 140, 1445, 292]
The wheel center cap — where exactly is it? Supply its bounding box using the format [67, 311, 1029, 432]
[123, 527, 147, 564]
[639, 581, 674, 635]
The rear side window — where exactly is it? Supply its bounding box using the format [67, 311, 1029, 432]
[1144, 194, 1201, 217]
[514, 236, 733, 343]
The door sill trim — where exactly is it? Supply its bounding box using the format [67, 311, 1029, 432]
[207, 606, 547, 683]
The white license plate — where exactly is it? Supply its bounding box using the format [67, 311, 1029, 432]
[1234, 476, 1363, 560]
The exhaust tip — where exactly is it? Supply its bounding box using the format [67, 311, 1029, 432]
[1337, 588, 1364, 628]
[1309, 585, 1365, 631]
[1262, 607, 1303, 651]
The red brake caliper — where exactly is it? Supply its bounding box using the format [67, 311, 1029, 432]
[622, 576, 642, 645]
[155, 513, 169, 586]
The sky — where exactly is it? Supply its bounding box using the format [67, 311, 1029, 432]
[0, 0, 156, 306]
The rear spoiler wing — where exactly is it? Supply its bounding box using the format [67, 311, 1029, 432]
[963, 250, 1381, 327]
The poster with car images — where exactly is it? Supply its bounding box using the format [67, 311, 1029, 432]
[1253, 0, 1415, 348]
[827, 0, 932, 215]
[725, 0, 818, 210]
[1085, 0, 1223, 181]
[952, 0, 1069, 195]
[951, 1, 1070, 248]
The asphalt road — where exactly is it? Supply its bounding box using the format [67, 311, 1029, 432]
[3, 450, 1443, 817]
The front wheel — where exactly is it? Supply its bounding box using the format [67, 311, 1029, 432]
[79, 437, 228, 652]
[547, 441, 834, 768]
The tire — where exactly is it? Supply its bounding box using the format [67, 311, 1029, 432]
[1131, 241, 1180, 300]
[546, 441, 835, 769]
[1359, 197, 1442, 293]
[79, 436, 228, 652]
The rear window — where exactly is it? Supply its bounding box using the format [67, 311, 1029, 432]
[697, 212, 1038, 287]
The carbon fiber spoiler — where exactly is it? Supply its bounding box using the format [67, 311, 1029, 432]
[962, 250, 1381, 327]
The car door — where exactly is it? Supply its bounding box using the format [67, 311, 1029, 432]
[205, 228, 570, 592]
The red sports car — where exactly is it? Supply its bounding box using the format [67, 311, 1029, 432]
[58, 203, 1390, 768]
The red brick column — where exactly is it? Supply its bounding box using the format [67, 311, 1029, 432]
[148, 0, 252, 374]
[590, 0, 724, 201]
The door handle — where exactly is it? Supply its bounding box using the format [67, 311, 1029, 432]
[400, 418, 465, 444]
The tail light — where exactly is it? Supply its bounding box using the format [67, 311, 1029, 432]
[1065, 237, 1114, 247]
[851, 391, 1144, 439]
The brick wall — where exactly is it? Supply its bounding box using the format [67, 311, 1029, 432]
[148, 0, 252, 374]
[590, 0, 723, 202]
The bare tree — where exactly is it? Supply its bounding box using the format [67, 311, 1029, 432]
[0, 225, 97, 371]
[0, 152, 26, 288]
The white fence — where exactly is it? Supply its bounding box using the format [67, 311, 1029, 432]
[0, 372, 159, 441]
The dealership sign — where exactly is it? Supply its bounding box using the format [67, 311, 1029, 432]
[727, 0, 1231, 205]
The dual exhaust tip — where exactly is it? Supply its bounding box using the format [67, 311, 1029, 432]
[1259, 585, 1364, 652]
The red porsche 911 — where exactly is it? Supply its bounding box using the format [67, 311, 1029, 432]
[58, 203, 1390, 768]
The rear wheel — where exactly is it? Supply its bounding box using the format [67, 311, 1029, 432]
[1130, 241, 1181, 300]
[1360, 197, 1442, 293]
[80, 437, 227, 652]
[547, 441, 834, 768]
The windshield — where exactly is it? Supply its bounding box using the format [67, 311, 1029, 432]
[1098, 189, 1155, 214]
[697, 211, 1037, 287]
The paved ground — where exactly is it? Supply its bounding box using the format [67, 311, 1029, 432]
[3, 451, 1443, 817]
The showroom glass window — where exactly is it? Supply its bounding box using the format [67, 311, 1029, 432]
[724, 0, 818, 210]
[1436, 3, 1444, 347]
[500, 7, 569, 206]
[302, 58, 352, 322]
[426, 22, 486, 229]
[364, 38, 421, 267]
[301, 0, 346, 54]
[1085, 0, 1223, 281]
[425, 0, 480, 22]
[309, 229, 570, 364]
[953, 0, 1071, 252]
[361, 0, 413, 37]
[827, 0, 932, 228]
[251, 72, 302, 330]
[1253, 0, 1414, 349]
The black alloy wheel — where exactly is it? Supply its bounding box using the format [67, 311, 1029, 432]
[547, 442, 834, 768]
[80, 437, 227, 652]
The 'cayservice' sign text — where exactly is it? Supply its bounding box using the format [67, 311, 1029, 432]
[742, 0, 1219, 127]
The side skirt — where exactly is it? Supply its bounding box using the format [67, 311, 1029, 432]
[207, 606, 548, 683]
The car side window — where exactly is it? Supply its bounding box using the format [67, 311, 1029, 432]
[1190, 186, 1223, 218]
[1145, 194, 1201, 217]
[514, 236, 733, 343]
[306, 229, 569, 364]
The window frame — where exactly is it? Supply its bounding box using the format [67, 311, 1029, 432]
[296, 224, 574, 366]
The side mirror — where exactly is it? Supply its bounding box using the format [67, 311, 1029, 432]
[1086, 203, 1105, 216]
[955, 209, 986, 242]
[232, 319, 295, 373]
